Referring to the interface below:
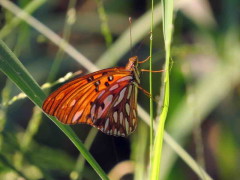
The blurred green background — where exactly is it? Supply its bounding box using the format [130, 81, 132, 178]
[0, 0, 240, 179]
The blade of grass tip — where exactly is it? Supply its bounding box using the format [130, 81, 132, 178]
[0, 0, 47, 39]
[149, 0, 154, 173]
[150, 0, 173, 179]
[0, 40, 109, 180]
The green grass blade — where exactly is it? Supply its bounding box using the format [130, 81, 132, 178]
[0, 40, 109, 180]
[150, 0, 173, 179]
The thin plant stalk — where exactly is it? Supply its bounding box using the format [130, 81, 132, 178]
[149, 0, 154, 172]
[150, 0, 173, 179]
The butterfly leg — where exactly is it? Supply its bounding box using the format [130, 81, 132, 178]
[138, 56, 151, 64]
[133, 82, 152, 99]
[133, 82, 161, 104]
[138, 57, 165, 72]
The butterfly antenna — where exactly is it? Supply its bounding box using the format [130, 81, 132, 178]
[129, 17, 134, 56]
[135, 31, 152, 54]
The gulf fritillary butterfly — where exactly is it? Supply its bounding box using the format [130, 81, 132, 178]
[43, 56, 148, 137]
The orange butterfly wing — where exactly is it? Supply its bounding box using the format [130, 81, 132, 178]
[42, 67, 137, 136]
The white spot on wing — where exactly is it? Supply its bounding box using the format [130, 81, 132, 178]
[91, 104, 96, 119]
[116, 76, 132, 83]
[134, 86, 138, 102]
[120, 112, 123, 124]
[130, 127, 132, 132]
[125, 118, 129, 133]
[105, 118, 109, 131]
[56, 93, 65, 100]
[72, 109, 83, 123]
[97, 95, 113, 118]
[127, 85, 133, 99]
[104, 95, 113, 106]
[70, 99, 76, 107]
[109, 84, 119, 91]
[97, 107, 103, 119]
[113, 112, 118, 123]
[133, 109, 137, 118]
[126, 103, 130, 116]
[114, 87, 127, 107]
[97, 90, 105, 99]
[133, 118, 136, 126]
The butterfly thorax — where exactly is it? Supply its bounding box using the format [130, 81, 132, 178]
[125, 56, 140, 84]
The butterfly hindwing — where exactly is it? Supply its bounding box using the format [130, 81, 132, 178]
[90, 76, 138, 137]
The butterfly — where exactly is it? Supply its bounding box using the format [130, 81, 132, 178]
[42, 56, 158, 137]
